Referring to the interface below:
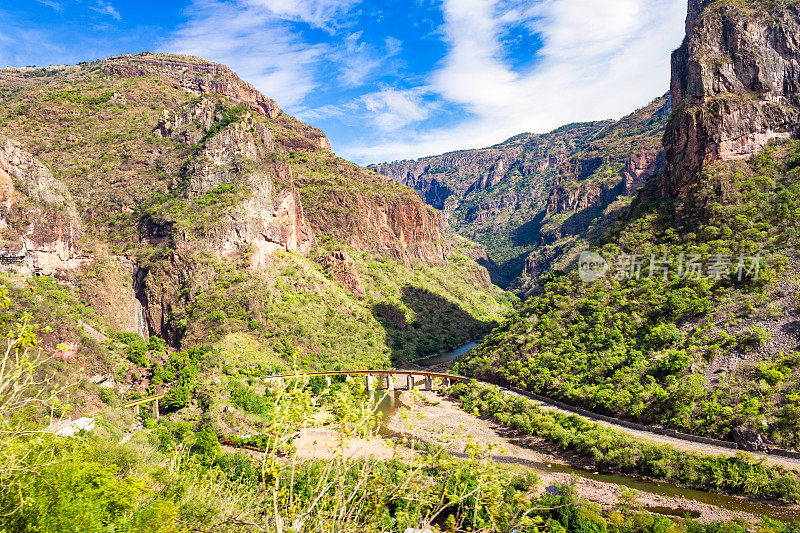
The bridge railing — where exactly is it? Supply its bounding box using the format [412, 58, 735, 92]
[263, 370, 465, 392]
[122, 371, 465, 417]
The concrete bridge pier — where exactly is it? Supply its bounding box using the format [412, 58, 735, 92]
[345, 374, 352, 382]
[366, 374, 375, 391]
[152, 399, 159, 421]
[406, 374, 415, 390]
[385, 374, 395, 391]
[325, 375, 331, 386]
[424, 376, 433, 391]
[134, 404, 140, 416]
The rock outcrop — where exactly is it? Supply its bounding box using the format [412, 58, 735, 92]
[370, 123, 606, 216]
[103, 52, 282, 119]
[0, 135, 86, 277]
[316, 249, 365, 296]
[150, 97, 316, 267]
[304, 187, 446, 267]
[664, 0, 800, 195]
[103, 52, 331, 152]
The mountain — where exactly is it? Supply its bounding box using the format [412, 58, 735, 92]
[371, 95, 671, 289]
[457, 0, 800, 451]
[0, 52, 514, 388]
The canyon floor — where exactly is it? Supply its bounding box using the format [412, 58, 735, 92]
[286, 390, 800, 524]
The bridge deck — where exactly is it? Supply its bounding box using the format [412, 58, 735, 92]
[122, 371, 464, 408]
[123, 394, 166, 408]
[263, 370, 466, 381]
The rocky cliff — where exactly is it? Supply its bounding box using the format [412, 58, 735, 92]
[0, 53, 493, 354]
[102, 53, 282, 119]
[664, 0, 800, 195]
[103, 53, 331, 150]
[294, 153, 446, 266]
[373, 95, 671, 287]
[0, 135, 87, 277]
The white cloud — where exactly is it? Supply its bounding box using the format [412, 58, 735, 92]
[384, 36, 402, 57]
[336, 31, 404, 87]
[0, 22, 63, 68]
[91, 1, 121, 21]
[34, 0, 63, 12]
[245, 0, 359, 31]
[162, 0, 332, 108]
[163, 0, 412, 111]
[361, 87, 434, 130]
[343, 0, 686, 164]
[300, 86, 434, 133]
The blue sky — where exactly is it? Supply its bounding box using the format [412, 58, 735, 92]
[4, 0, 686, 165]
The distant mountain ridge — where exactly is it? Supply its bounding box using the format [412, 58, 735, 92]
[371, 94, 671, 289]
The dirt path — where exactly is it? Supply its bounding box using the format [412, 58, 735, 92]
[385, 390, 800, 524]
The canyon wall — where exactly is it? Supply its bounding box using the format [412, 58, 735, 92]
[664, 0, 800, 195]
[374, 96, 671, 287]
[0, 53, 467, 346]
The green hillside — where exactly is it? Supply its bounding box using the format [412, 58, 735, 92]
[458, 140, 800, 450]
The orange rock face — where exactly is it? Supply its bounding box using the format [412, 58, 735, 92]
[664, 0, 800, 195]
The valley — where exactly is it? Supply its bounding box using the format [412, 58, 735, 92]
[2, 0, 800, 531]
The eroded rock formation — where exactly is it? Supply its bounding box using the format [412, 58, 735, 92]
[316, 249, 365, 296]
[664, 0, 800, 195]
[0, 135, 86, 277]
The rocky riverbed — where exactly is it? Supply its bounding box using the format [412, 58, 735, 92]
[385, 390, 798, 524]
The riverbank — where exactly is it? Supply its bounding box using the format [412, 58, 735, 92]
[385, 390, 800, 524]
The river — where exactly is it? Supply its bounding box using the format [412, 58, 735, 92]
[377, 340, 800, 523]
[416, 340, 478, 366]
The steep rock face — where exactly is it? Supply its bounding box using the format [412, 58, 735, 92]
[316, 249, 365, 296]
[664, 0, 800, 195]
[305, 186, 445, 267]
[151, 98, 316, 267]
[291, 153, 448, 267]
[371, 124, 606, 216]
[0, 135, 86, 277]
[545, 150, 666, 215]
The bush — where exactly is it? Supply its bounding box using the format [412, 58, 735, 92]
[449, 383, 800, 503]
[229, 385, 270, 415]
[161, 385, 191, 410]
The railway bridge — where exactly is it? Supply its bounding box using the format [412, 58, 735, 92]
[122, 370, 464, 420]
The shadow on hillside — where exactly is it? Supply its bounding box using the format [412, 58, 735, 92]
[474, 256, 505, 288]
[372, 286, 496, 366]
[495, 251, 534, 288]
[511, 211, 546, 247]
